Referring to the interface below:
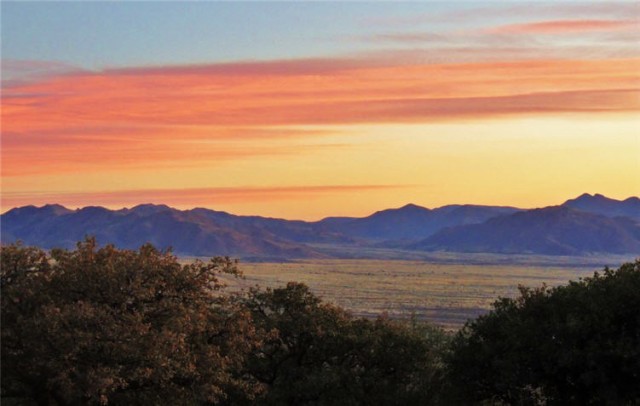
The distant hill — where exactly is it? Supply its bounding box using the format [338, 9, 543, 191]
[2, 193, 639, 258]
[411, 206, 640, 255]
[1, 204, 327, 259]
[316, 203, 520, 241]
[562, 193, 640, 221]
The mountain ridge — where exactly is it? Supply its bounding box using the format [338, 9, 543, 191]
[561, 193, 640, 221]
[2, 194, 639, 258]
[410, 205, 640, 256]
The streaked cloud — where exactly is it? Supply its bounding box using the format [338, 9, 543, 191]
[2, 2, 638, 219]
[1, 59, 83, 86]
[4, 57, 637, 129]
[348, 32, 449, 45]
[373, 2, 639, 27]
[3, 56, 638, 179]
[488, 19, 638, 35]
[1, 184, 410, 210]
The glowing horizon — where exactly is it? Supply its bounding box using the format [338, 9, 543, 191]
[2, 2, 639, 220]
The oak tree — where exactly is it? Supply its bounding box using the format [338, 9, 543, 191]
[1, 239, 261, 405]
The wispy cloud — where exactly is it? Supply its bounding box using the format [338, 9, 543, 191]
[3, 55, 638, 178]
[2, 135, 347, 177]
[1, 185, 410, 210]
[348, 32, 449, 45]
[373, 2, 640, 27]
[488, 19, 638, 35]
[1, 59, 85, 86]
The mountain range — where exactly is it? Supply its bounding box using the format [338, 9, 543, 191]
[2, 193, 639, 259]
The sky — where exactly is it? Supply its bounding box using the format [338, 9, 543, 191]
[2, 1, 639, 220]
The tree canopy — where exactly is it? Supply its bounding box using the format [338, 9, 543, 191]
[242, 282, 447, 405]
[1, 239, 260, 405]
[1, 240, 448, 405]
[2, 239, 638, 405]
[447, 260, 640, 404]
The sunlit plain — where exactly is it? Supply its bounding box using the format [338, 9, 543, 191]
[217, 257, 624, 329]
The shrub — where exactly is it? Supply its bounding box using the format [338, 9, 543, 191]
[447, 260, 640, 404]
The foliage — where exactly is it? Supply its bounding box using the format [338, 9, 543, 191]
[1, 240, 449, 405]
[446, 260, 640, 405]
[4, 239, 637, 405]
[241, 282, 449, 405]
[1, 239, 260, 405]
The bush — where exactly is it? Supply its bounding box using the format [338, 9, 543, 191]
[447, 260, 640, 405]
[242, 282, 449, 405]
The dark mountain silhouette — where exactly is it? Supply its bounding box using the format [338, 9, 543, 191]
[562, 193, 640, 221]
[411, 206, 640, 255]
[1, 204, 326, 259]
[188, 208, 352, 244]
[316, 203, 520, 241]
[2, 193, 638, 258]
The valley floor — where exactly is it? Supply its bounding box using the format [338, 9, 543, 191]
[214, 254, 631, 329]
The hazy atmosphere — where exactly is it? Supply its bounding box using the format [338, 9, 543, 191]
[2, 1, 639, 219]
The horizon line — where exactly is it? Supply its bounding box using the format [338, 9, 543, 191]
[2, 192, 637, 222]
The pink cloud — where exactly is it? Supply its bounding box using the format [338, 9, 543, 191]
[488, 19, 638, 35]
[2, 56, 638, 178]
[106, 56, 383, 77]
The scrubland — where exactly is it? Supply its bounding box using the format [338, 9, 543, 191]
[224, 257, 608, 329]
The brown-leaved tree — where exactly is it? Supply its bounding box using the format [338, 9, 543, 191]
[1, 238, 261, 405]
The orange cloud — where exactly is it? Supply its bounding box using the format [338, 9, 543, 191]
[1, 129, 347, 176]
[488, 19, 638, 34]
[1, 185, 409, 210]
[2, 56, 639, 178]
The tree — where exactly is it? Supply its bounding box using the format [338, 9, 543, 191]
[446, 260, 640, 405]
[1, 239, 261, 405]
[242, 282, 448, 405]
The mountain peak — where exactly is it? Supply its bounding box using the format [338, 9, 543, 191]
[574, 192, 608, 200]
[4, 204, 72, 217]
[563, 193, 640, 221]
[415, 203, 640, 255]
[76, 206, 112, 215]
[128, 203, 173, 216]
[381, 203, 430, 216]
[131, 203, 171, 210]
[40, 204, 72, 215]
[399, 203, 428, 211]
[565, 193, 616, 205]
[368, 203, 430, 218]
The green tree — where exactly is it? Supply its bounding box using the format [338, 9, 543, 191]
[447, 260, 640, 405]
[1, 239, 261, 405]
[242, 282, 448, 405]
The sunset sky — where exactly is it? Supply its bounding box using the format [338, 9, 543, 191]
[2, 1, 639, 220]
